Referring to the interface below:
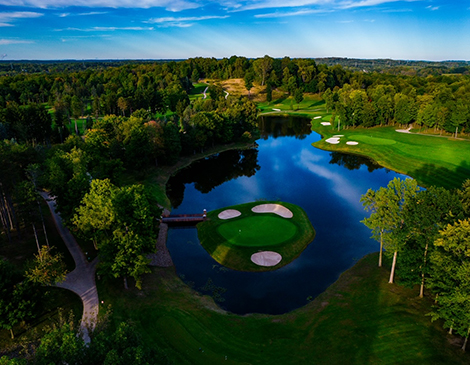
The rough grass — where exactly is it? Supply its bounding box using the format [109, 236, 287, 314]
[311, 121, 470, 189]
[98, 252, 470, 364]
[197, 201, 314, 272]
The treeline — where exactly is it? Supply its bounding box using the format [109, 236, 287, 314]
[322, 74, 470, 135]
[362, 178, 470, 349]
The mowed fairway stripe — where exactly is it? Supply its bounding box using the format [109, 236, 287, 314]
[217, 216, 297, 247]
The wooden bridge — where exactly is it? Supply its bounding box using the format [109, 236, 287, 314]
[161, 210, 207, 226]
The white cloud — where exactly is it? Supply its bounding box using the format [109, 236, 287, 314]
[255, 9, 331, 18]
[59, 26, 154, 31]
[146, 15, 229, 27]
[147, 15, 229, 23]
[0, 0, 200, 12]
[0, 11, 43, 26]
[0, 39, 34, 45]
[426, 5, 438, 11]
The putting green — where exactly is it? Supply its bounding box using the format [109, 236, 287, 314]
[197, 201, 315, 272]
[217, 216, 297, 247]
[353, 135, 396, 145]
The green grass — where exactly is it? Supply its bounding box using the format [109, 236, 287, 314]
[257, 94, 326, 118]
[311, 121, 470, 189]
[97, 252, 470, 364]
[197, 201, 315, 272]
[217, 216, 297, 247]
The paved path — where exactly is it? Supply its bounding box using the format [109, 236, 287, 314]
[40, 192, 99, 344]
[148, 207, 173, 267]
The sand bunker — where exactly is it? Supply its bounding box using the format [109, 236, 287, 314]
[346, 141, 359, 145]
[321, 122, 331, 126]
[251, 204, 293, 218]
[272, 108, 281, 112]
[218, 209, 242, 220]
[325, 137, 340, 144]
[251, 251, 282, 267]
[314, 116, 322, 119]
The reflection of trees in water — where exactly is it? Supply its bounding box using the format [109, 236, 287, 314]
[167, 149, 260, 209]
[258, 116, 311, 140]
[329, 152, 386, 172]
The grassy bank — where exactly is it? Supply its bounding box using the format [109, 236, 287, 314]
[197, 201, 315, 272]
[98, 252, 469, 364]
[311, 119, 470, 189]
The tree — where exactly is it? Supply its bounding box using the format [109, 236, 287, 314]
[73, 179, 160, 289]
[0, 260, 41, 339]
[266, 83, 272, 103]
[429, 219, 470, 349]
[253, 55, 273, 86]
[361, 178, 419, 282]
[26, 245, 67, 286]
[294, 88, 304, 109]
[244, 72, 254, 96]
[399, 187, 462, 297]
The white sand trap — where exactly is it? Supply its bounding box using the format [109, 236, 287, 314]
[325, 137, 340, 144]
[314, 116, 322, 119]
[272, 108, 281, 111]
[251, 204, 293, 218]
[251, 251, 282, 267]
[346, 141, 359, 145]
[218, 209, 241, 220]
[333, 135, 344, 137]
[396, 127, 412, 133]
[321, 122, 331, 126]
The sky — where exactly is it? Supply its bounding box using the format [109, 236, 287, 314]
[0, 0, 469, 61]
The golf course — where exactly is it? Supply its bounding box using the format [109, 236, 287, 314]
[197, 201, 315, 272]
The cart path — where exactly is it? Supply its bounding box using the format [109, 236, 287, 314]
[40, 192, 99, 344]
[148, 207, 173, 267]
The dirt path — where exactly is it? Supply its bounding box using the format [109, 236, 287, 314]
[40, 192, 99, 344]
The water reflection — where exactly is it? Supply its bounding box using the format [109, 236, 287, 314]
[168, 149, 260, 209]
[166, 117, 406, 315]
[329, 152, 385, 172]
[258, 115, 311, 140]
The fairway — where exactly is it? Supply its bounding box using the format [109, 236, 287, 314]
[217, 216, 297, 247]
[353, 135, 397, 145]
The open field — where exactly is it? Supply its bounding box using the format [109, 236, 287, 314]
[197, 201, 314, 271]
[98, 252, 470, 364]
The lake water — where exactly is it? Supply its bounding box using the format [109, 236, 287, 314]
[166, 116, 406, 315]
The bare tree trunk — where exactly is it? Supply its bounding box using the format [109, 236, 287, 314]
[37, 198, 49, 247]
[0, 193, 12, 243]
[462, 328, 470, 351]
[378, 230, 383, 267]
[419, 243, 429, 298]
[123, 276, 128, 290]
[389, 251, 398, 284]
[32, 223, 41, 258]
[10, 328, 14, 339]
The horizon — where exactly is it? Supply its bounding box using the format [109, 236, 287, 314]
[0, 0, 469, 61]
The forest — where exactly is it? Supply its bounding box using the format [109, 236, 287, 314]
[1, 55, 470, 362]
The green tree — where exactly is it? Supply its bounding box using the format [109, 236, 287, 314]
[266, 83, 272, 103]
[429, 219, 470, 349]
[294, 88, 304, 109]
[361, 178, 419, 282]
[244, 72, 254, 96]
[26, 245, 67, 286]
[400, 187, 462, 297]
[253, 55, 273, 86]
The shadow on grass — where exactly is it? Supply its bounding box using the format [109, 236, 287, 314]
[411, 161, 470, 189]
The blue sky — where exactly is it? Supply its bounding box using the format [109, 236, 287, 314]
[0, 0, 468, 61]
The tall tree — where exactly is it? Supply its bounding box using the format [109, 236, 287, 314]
[361, 178, 419, 282]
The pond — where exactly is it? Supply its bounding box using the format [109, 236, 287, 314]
[166, 116, 407, 315]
